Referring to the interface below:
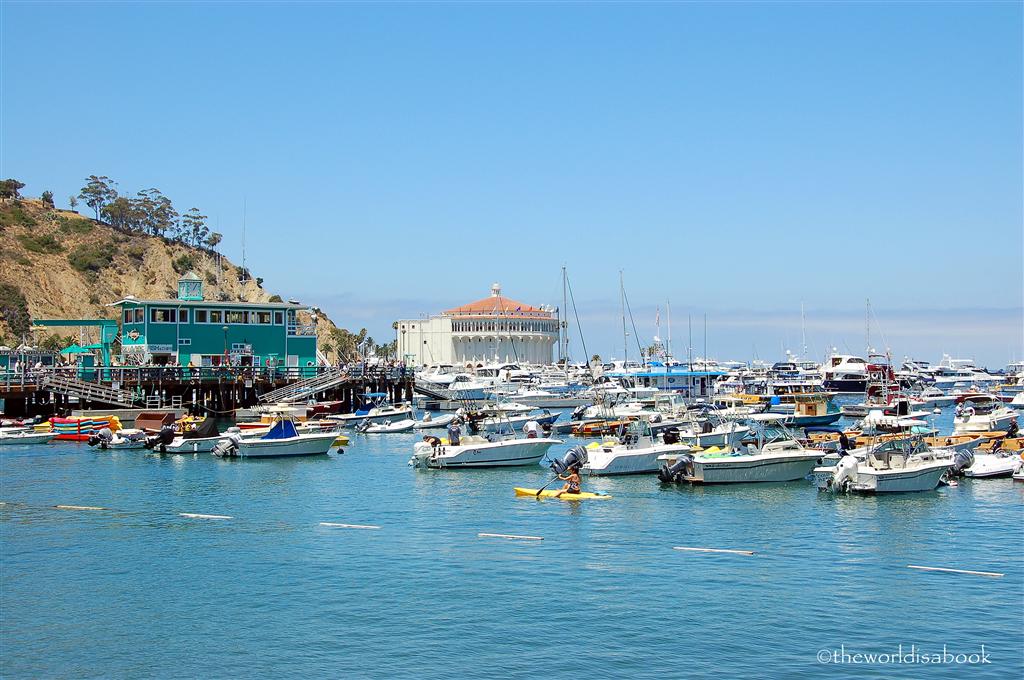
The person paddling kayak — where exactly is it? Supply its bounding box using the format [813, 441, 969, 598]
[553, 465, 582, 498]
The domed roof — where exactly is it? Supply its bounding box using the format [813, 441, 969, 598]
[444, 284, 551, 318]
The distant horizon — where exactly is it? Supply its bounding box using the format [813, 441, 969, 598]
[3, 1, 1021, 367]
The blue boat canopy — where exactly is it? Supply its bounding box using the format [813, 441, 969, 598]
[263, 418, 299, 440]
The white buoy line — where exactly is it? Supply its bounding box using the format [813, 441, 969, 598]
[673, 546, 756, 556]
[907, 564, 1004, 578]
[54, 505, 108, 511]
[478, 532, 544, 541]
[319, 522, 381, 530]
[179, 513, 233, 520]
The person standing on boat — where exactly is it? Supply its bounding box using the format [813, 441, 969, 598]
[522, 419, 541, 438]
[447, 420, 461, 446]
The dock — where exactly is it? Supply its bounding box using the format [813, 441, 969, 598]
[0, 365, 414, 418]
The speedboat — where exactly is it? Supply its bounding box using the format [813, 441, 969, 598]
[87, 428, 148, 450]
[150, 418, 224, 454]
[581, 421, 692, 476]
[952, 394, 1018, 434]
[409, 433, 562, 468]
[465, 408, 559, 434]
[328, 393, 414, 429]
[812, 439, 953, 493]
[963, 451, 1022, 479]
[213, 411, 338, 458]
[355, 418, 416, 434]
[0, 429, 57, 445]
[657, 417, 820, 484]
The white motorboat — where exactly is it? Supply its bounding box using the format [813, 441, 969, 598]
[466, 408, 559, 434]
[1010, 393, 1024, 409]
[356, 418, 416, 434]
[0, 429, 57, 445]
[213, 411, 338, 458]
[952, 394, 1018, 434]
[412, 413, 457, 430]
[87, 428, 148, 450]
[676, 420, 750, 449]
[581, 421, 691, 476]
[963, 452, 1023, 479]
[657, 418, 819, 484]
[328, 393, 414, 429]
[916, 386, 956, 407]
[812, 439, 953, 493]
[409, 434, 561, 468]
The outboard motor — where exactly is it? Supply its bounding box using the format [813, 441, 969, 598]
[550, 445, 588, 475]
[144, 425, 176, 453]
[658, 453, 694, 483]
[949, 449, 975, 477]
[830, 455, 859, 492]
[212, 432, 242, 458]
[662, 426, 681, 445]
[87, 427, 114, 449]
[571, 404, 588, 422]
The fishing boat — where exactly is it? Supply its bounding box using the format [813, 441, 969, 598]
[328, 393, 414, 429]
[778, 396, 842, 427]
[657, 416, 820, 484]
[812, 439, 954, 493]
[465, 407, 559, 435]
[952, 394, 1018, 434]
[581, 421, 692, 476]
[151, 418, 224, 453]
[0, 429, 57, 445]
[408, 433, 561, 468]
[212, 410, 338, 458]
[355, 418, 416, 434]
[87, 428, 148, 450]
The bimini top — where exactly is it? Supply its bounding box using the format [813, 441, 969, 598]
[262, 418, 299, 440]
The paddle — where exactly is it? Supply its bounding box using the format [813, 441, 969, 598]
[535, 473, 561, 497]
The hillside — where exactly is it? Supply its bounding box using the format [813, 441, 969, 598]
[0, 197, 339, 353]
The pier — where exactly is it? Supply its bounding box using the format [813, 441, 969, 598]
[0, 365, 414, 418]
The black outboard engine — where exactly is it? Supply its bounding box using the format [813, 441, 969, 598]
[571, 404, 588, 422]
[949, 449, 975, 477]
[550, 445, 588, 475]
[662, 426, 681, 445]
[87, 427, 114, 449]
[144, 425, 176, 453]
[658, 453, 694, 483]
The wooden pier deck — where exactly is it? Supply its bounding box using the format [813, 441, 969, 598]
[0, 366, 414, 418]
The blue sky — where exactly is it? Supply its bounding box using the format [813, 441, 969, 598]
[2, 1, 1021, 367]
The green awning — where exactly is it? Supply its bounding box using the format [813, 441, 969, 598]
[59, 343, 85, 355]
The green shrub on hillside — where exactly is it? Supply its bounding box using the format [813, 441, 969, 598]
[68, 242, 115, 274]
[124, 243, 147, 263]
[0, 283, 30, 336]
[17, 232, 63, 254]
[172, 254, 196, 274]
[0, 203, 37, 229]
[58, 216, 94, 234]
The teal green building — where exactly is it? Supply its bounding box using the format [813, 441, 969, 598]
[110, 273, 318, 368]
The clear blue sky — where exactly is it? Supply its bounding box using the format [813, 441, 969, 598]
[3, 1, 1021, 367]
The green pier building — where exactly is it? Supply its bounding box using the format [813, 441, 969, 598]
[110, 273, 318, 369]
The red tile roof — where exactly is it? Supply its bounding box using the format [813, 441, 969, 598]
[444, 295, 551, 317]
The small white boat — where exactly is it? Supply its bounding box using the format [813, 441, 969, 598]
[812, 439, 953, 493]
[356, 418, 416, 434]
[964, 452, 1023, 479]
[0, 429, 57, 445]
[409, 434, 561, 468]
[88, 428, 148, 450]
[328, 393, 414, 429]
[676, 421, 750, 449]
[952, 395, 1018, 434]
[581, 421, 691, 476]
[213, 411, 338, 458]
[412, 413, 456, 430]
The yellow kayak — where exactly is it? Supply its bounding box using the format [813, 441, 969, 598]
[514, 487, 612, 501]
[332, 434, 350, 448]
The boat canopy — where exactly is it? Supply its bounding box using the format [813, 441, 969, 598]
[263, 418, 299, 439]
[183, 418, 220, 440]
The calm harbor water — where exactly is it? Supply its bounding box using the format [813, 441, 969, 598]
[2, 402, 1022, 678]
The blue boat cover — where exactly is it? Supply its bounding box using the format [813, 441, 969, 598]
[263, 419, 299, 440]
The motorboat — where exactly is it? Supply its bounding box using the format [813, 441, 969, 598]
[87, 428, 148, 450]
[915, 386, 956, 408]
[213, 411, 338, 458]
[328, 393, 414, 429]
[952, 394, 1018, 434]
[408, 433, 562, 468]
[148, 418, 223, 453]
[962, 451, 1022, 479]
[355, 418, 416, 434]
[580, 421, 692, 476]
[674, 410, 751, 448]
[465, 407, 559, 435]
[812, 439, 954, 493]
[657, 416, 820, 484]
[822, 354, 869, 393]
[777, 396, 842, 427]
[0, 429, 57, 445]
[412, 413, 457, 430]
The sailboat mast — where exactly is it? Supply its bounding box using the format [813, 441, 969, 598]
[620, 270, 628, 365]
[865, 298, 871, 354]
[561, 266, 568, 364]
[801, 301, 807, 358]
[667, 301, 673, 358]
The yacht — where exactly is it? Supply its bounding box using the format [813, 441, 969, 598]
[822, 354, 869, 393]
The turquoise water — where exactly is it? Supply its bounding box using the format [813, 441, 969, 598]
[2, 403, 1022, 678]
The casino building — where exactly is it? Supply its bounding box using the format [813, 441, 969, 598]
[395, 284, 558, 366]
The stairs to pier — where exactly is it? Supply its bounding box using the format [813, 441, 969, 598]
[258, 369, 349, 404]
[41, 374, 139, 408]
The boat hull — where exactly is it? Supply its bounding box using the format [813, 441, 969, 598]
[850, 463, 950, 493]
[235, 434, 337, 458]
[584, 444, 691, 476]
[411, 438, 558, 468]
[689, 453, 821, 483]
